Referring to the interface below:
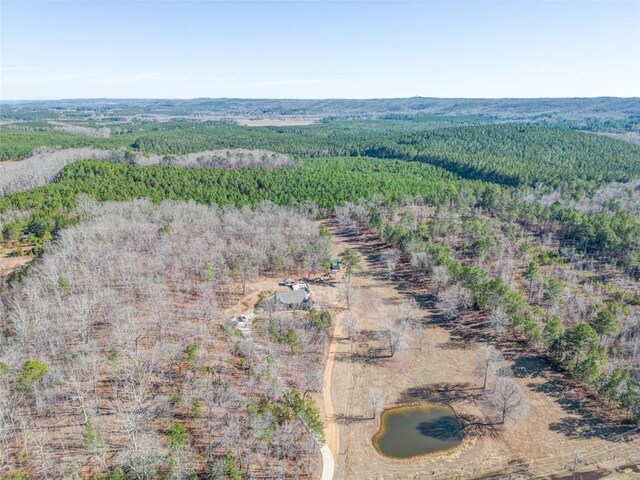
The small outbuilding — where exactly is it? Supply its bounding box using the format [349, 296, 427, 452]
[331, 259, 341, 273]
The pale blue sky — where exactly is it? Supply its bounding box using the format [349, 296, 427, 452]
[1, 1, 638, 100]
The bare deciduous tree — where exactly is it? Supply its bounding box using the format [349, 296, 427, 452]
[342, 312, 361, 348]
[383, 317, 409, 358]
[431, 265, 451, 298]
[382, 248, 401, 281]
[409, 247, 432, 279]
[367, 388, 384, 419]
[482, 377, 530, 426]
[397, 298, 426, 350]
[0, 199, 329, 476]
[475, 344, 504, 390]
[489, 306, 510, 340]
[436, 283, 473, 320]
[340, 281, 358, 310]
[0, 148, 115, 196]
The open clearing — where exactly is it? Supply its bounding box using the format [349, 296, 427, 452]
[230, 222, 638, 479]
[318, 224, 639, 479]
[234, 116, 320, 126]
[0, 248, 32, 280]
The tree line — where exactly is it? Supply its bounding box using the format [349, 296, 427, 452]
[335, 201, 640, 425]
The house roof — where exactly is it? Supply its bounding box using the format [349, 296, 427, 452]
[275, 289, 307, 305]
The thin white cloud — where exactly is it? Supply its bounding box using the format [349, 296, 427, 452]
[243, 78, 340, 88]
[100, 71, 194, 84]
[94, 73, 338, 90]
[2, 72, 95, 84]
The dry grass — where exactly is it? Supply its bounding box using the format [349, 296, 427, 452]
[234, 116, 321, 127]
[0, 247, 33, 280]
[321, 223, 639, 480]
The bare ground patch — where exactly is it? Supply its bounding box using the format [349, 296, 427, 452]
[235, 116, 321, 127]
[0, 247, 33, 281]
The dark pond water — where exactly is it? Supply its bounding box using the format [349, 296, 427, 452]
[373, 403, 463, 458]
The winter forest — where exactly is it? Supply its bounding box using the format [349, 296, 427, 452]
[1, 98, 640, 478]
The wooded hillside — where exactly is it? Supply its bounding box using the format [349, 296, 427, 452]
[0, 200, 330, 478]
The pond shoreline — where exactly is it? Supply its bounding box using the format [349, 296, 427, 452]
[372, 402, 464, 459]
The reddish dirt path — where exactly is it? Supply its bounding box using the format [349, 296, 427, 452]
[321, 223, 353, 459]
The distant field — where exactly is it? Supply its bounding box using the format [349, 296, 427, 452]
[592, 131, 640, 146]
[235, 116, 320, 126]
[3, 97, 639, 125]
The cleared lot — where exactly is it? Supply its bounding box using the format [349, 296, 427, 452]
[319, 223, 638, 480]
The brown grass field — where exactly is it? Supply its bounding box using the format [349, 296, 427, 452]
[234, 116, 320, 127]
[314, 223, 639, 480]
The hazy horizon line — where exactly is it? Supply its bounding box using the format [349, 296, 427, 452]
[2, 95, 639, 103]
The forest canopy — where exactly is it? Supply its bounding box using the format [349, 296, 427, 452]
[2, 100, 640, 478]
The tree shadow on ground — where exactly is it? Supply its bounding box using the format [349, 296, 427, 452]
[511, 354, 559, 379]
[358, 328, 385, 341]
[416, 416, 464, 442]
[335, 349, 388, 366]
[529, 377, 633, 440]
[550, 469, 614, 480]
[333, 413, 371, 425]
[325, 222, 637, 443]
[472, 459, 533, 479]
[306, 278, 337, 288]
[456, 412, 503, 440]
[399, 381, 483, 404]
[431, 311, 495, 350]
[549, 415, 629, 440]
[392, 280, 436, 309]
[334, 330, 390, 365]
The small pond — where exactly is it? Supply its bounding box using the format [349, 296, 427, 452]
[373, 403, 463, 458]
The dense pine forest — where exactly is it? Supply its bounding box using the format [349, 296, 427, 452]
[4, 117, 640, 192]
[1, 99, 640, 478]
